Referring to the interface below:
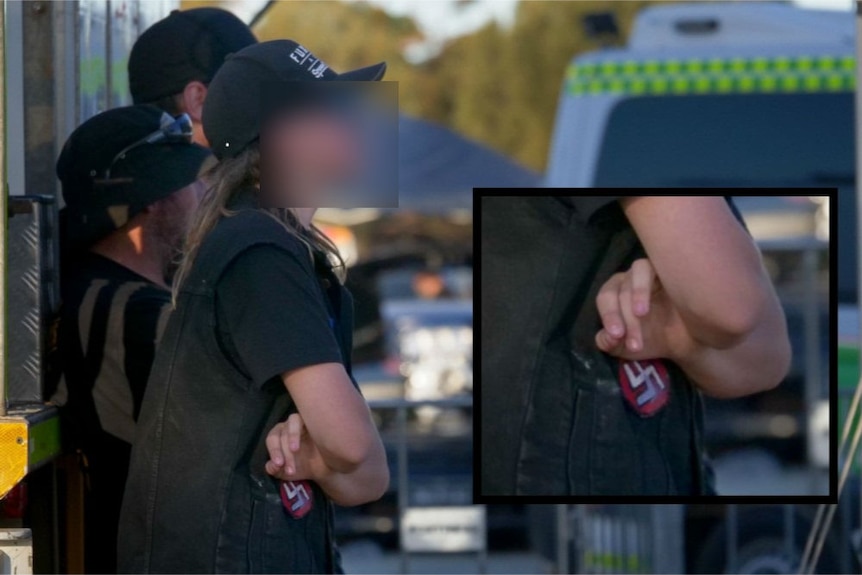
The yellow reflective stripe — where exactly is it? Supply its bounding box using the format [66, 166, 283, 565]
[0, 421, 28, 500]
[567, 55, 855, 96]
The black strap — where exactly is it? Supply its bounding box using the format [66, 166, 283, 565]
[62, 280, 122, 449]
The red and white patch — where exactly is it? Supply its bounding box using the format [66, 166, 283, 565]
[618, 359, 670, 417]
[280, 480, 314, 519]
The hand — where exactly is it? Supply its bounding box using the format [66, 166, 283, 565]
[265, 413, 304, 478]
[264, 413, 328, 482]
[595, 258, 695, 361]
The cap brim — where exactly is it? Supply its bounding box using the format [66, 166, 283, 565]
[336, 62, 387, 82]
[65, 144, 213, 248]
[130, 144, 213, 203]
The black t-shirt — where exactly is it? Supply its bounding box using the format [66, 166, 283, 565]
[215, 245, 345, 388]
[480, 195, 741, 496]
[57, 252, 171, 574]
[58, 252, 171, 446]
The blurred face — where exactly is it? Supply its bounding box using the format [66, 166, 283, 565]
[259, 107, 363, 208]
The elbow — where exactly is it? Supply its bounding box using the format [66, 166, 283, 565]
[712, 352, 789, 399]
[363, 465, 390, 504]
[348, 468, 390, 506]
[689, 283, 777, 350]
[693, 303, 763, 350]
[760, 329, 792, 393]
[378, 466, 391, 498]
[324, 431, 388, 477]
[703, 321, 791, 400]
[739, 298, 792, 395]
[329, 455, 390, 507]
[718, 308, 762, 346]
[737, 352, 789, 398]
[326, 440, 375, 474]
[697, 303, 791, 400]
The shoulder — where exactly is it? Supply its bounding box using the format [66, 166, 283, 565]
[217, 244, 318, 299]
[188, 210, 313, 288]
[215, 208, 282, 234]
[206, 209, 311, 261]
[569, 195, 624, 223]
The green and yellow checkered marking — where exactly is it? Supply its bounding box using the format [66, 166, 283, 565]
[566, 55, 855, 96]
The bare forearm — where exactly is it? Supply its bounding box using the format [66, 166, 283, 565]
[266, 410, 390, 506]
[622, 196, 771, 347]
[621, 197, 792, 395]
[293, 404, 390, 505]
[312, 439, 389, 506]
[594, 199, 792, 399]
[669, 291, 791, 398]
[284, 363, 385, 474]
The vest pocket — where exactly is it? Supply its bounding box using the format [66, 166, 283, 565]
[567, 387, 595, 494]
[247, 494, 319, 574]
[567, 377, 672, 496]
[566, 386, 646, 495]
[247, 498, 264, 573]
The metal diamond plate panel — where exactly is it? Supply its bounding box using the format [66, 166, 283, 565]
[7, 197, 59, 405]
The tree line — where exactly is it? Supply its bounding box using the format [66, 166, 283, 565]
[183, 0, 661, 172]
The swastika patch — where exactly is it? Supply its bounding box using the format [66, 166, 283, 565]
[618, 359, 670, 417]
[280, 480, 314, 519]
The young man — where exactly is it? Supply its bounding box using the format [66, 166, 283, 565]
[128, 7, 257, 146]
[480, 195, 791, 497]
[54, 105, 211, 572]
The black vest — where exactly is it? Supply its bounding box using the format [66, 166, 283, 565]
[481, 197, 714, 496]
[118, 209, 351, 573]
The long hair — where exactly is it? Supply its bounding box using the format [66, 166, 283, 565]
[172, 143, 345, 307]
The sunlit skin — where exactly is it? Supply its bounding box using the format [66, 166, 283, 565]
[594, 197, 791, 399]
[90, 179, 206, 288]
[173, 81, 209, 147]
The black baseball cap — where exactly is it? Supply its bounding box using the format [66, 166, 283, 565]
[129, 7, 257, 104]
[202, 39, 386, 160]
[57, 105, 212, 248]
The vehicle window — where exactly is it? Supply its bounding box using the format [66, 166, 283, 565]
[593, 92, 853, 302]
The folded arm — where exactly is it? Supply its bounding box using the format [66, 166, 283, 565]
[267, 362, 389, 506]
[597, 196, 790, 398]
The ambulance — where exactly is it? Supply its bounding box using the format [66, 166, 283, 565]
[546, 2, 853, 190]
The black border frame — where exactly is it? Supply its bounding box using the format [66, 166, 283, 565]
[472, 188, 838, 505]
